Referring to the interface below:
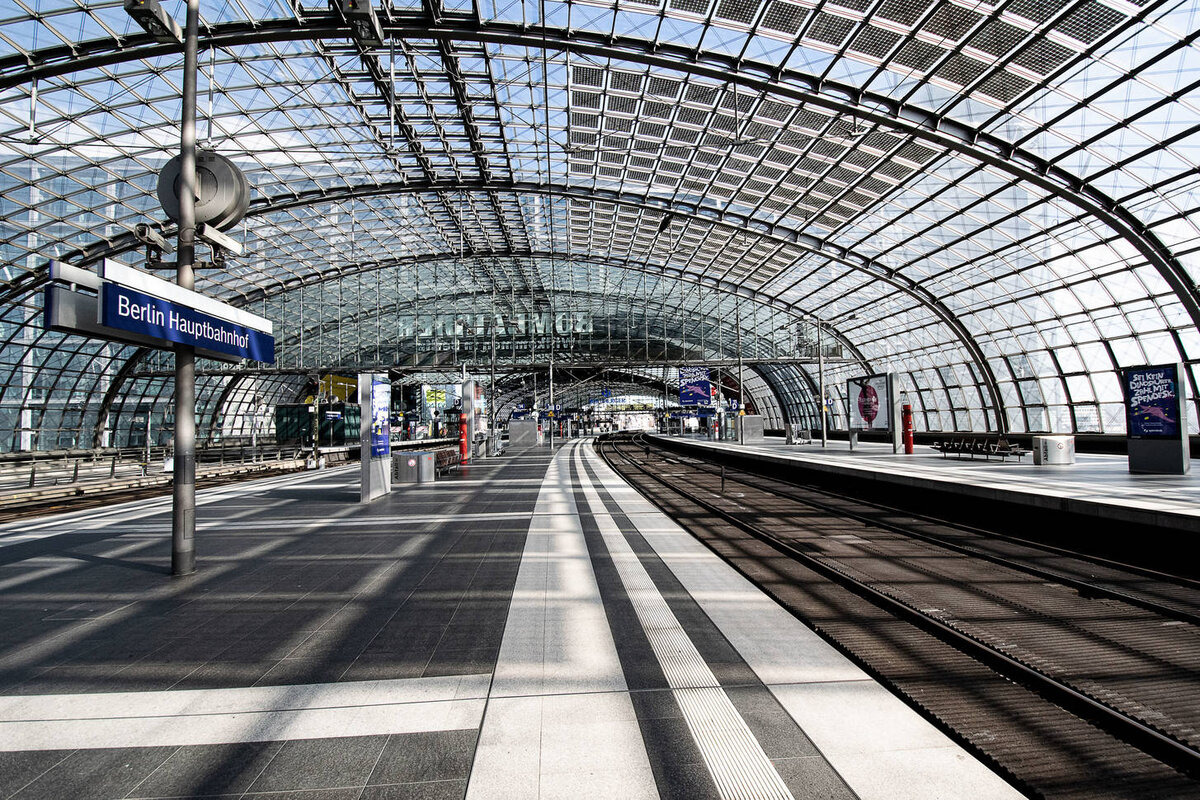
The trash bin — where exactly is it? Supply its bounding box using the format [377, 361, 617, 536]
[1032, 435, 1075, 465]
[393, 451, 435, 483]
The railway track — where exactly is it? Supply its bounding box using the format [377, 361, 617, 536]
[598, 433, 1200, 800]
[0, 461, 310, 523]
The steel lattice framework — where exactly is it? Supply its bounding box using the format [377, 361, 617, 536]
[2, 0, 1199, 449]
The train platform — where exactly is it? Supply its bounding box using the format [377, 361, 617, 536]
[657, 434, 1200, 534]
[0, 440, 1021, 800]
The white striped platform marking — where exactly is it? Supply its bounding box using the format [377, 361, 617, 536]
[573, 445, 794, 800]
[0, 674, 489, 751]
[466, 444, 656, 800]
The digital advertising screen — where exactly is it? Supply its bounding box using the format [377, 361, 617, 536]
[370, 377, 391, 457]
[1124, 364, 1182, 439]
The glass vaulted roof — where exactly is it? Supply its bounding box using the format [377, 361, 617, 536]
[2, 0, 1200, 449]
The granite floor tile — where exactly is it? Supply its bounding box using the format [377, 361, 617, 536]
[366, 730, 477, 786]
[359, 780, 467, 800]
[244, 735, 389, 794]
[0, 750, 73, 799]
[10, 746, 176, 800]
[124, 741, 284, 798]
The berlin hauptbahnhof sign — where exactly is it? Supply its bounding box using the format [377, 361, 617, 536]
[44, 260, 274, 363]
[101, 283, 274, 362]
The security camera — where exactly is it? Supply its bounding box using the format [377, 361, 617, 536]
[123, 0, 183, 45]
[195, 222, 243, 256]
[133, 223, 174, 253]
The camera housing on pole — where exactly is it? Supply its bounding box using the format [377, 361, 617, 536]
[133, 222, 174, 269]
[333, 0, 385, 47]
[195, 222, 243, 268]
[123, 0, 183, 44]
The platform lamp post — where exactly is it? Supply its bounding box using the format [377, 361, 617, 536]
[817, 318, 826, 449]
[126, 0, 198, 575]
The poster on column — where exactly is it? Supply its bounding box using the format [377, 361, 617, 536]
[370, 377, 391, 457]
[847, 374, 891, 431]
[1124, 364, 1181, 438]
[678, 367, 712, 407]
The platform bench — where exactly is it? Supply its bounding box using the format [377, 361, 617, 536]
[433, 447, 462, 475]
[931, 437, 1028, 462]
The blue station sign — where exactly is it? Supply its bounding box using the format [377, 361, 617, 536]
[101, 283, 274, 362]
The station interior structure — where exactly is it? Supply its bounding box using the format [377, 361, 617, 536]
[4, 1, 1200, 800]
[3, 0, 1199, 446]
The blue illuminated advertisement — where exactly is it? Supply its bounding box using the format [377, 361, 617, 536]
[678, 367, 712, 407]
[370, 377, 391, 457]
[1124, 364, 1181, 439]
[101, 283, 275, 363]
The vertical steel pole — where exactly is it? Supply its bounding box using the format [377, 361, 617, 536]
[736, 298, 744, 410]
[818, 320, 827, 448]
[490, 284, 497, 454]
[172, 0, 200, 576]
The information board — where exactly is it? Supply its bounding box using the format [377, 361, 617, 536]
[370, 377, 391, 457]
[360, 372, 392, 502]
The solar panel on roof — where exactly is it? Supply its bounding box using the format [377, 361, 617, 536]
[1012, 38, 1074, 75]
[893, 39, 945, 72]
[936, 53, 989, 87]
[849, 25, 902, 59]
[760, 1, 807, 35]
[977, 71, 1033, 103]
[610, 71, 645, 92]
[805, 12, 855, 46]
[715, 0, 760, 24]
[925, 5, 983, 41]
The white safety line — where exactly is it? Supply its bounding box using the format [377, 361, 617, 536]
[467, 444, 656, 800]
[74, 511, 537, 534]
[573, 446, 793, 800]
[0, 674, 489, 751]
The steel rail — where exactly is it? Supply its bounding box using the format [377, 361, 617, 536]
[598, 433, 1200, 781]
[656, 448, 1200, 627]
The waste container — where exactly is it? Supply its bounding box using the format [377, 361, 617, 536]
[1032, 435, 1075, 465]
[394, 451, 435, 483]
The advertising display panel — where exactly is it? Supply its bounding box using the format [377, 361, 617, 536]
[847, 374, 891, 431]
[678, 367, 712, 407]
[360, 373, 392, 501]
[1124, 364, 1182, 438]
[370, 377, 391, 458]
[1122, 363, 1190, 474]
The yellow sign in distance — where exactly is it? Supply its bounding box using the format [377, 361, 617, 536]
[304, 374, 358, 404]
